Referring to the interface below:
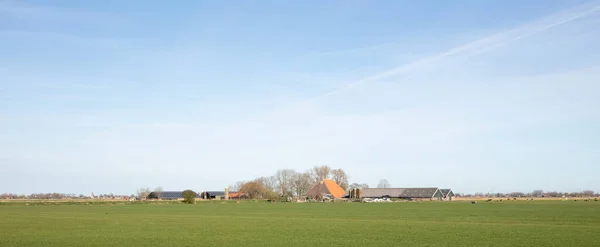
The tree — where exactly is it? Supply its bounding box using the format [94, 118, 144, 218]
[231, 181, 245, 191]
[510, 192, 525, 197]
[259, 176, 278, 193]
[310, 165, 331, 184]
[154, 186, 164, 199]
[583, 190, 595, 197]
[532, 190, 543, 197]
[547, 191, 561, 197]
[291, 172, 312, 198]
[377, 179, 390, 188]
[136, 188, 151, 199]
[275, 169, 296, 197]
[349, 183, 369, 189]
[239, 179, 267, 199]
[331, 168, 349, 190]
[182, 190, 196, 204]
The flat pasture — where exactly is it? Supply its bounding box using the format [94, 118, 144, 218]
[1, 200, 598, 246]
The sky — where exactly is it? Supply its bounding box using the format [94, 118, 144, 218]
[1, 0, 599, 195]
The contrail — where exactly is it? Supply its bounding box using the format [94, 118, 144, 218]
[304, 2, 600, 101]
[254, 1, 600, 119]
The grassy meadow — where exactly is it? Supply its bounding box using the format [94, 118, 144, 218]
[1, 200, 598, 246]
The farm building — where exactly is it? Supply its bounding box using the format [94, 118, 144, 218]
[147, 191, 201, 200]
[228, 192, 248, 200]
[440, 189, 455, 201]
[357, 188, 445, 201]
[306, 179, 346, 199]
[199, 191, 226, 200]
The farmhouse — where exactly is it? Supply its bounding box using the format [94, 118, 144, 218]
[228, 192, 248, 200]
[147, 191, 201, 200]
[440, 189, 455, 201]
[306, 179, 346, 199]
[358, 188, 444, 201]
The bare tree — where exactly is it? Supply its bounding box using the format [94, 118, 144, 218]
[377, 179, 390, 188]
[136, 188, 151, 199]
[331, 168, 349, 190]
[532, 190, 543, 197]
[349, 183, 369, 189]
[583, 190, 595, 197]
[310, 165, 331, 184]
[154, 186, 164, 199]
[291, 172, 312, 198]
[275, 169, 296, 197]
[259, 176, 278, 193]
[231, 181, 245, 192]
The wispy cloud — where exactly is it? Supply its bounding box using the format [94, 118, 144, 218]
[310, 1, 600, 100]
[0, 30, 126, 48]
[0, 1, 134, 46]
[0, 1, 127, 24]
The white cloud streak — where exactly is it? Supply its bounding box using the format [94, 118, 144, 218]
[307, 1, 600, 100]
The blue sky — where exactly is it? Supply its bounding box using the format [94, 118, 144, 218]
[1, 0, 599, 195]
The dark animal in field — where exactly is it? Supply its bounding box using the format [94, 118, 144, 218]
[500, 199, 503, 201]
[487, 199, 492, 202]
[595, 198, 598, 201]
[471, 201, 477, 204]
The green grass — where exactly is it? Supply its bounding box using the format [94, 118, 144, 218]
[1, 201, 599, 246]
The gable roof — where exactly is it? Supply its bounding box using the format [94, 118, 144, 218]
[203, 191, 225, 196]
[440, 189, 454, 197]
[306, 179, 346, 199]
[361, 188, 441, 198]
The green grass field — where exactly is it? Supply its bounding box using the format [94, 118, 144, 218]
[1, 201, 598, 246]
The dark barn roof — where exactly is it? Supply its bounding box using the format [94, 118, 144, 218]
[200, 191, 225, 198]
[360, 188, 442, 198]
[147, 191, 200, 199]
[440, 189, 454, 197]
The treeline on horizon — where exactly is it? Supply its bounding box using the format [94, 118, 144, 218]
[1, 164, 598, 200]
[457, 190, 598, 198]
[2, 190, 599, 200]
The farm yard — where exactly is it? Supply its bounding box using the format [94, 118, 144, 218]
[1, 200, 599, 246]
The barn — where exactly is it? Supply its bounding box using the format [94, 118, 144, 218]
[440, 189, 455, 201]
[359, 188, 444, 201]
[306, 179, 346, 199]
[199, 191, 226, 200]
[147, 191, 201, 200]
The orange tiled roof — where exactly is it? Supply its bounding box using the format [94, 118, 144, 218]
[323, 179, 346, 198]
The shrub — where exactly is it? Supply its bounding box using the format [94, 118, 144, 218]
[182, 190, 196, 204]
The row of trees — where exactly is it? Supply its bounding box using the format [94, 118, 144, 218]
[457, 190, 598, 198]
[230, 165, 393, 200]
[231, 165, 351, 200]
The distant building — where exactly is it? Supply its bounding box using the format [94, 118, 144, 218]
[199, 191, 226, 200]
[147, 191, 201, 200]
[356, 188, 444, 201]
[440, 189, 455, 201]
[228, 192, 248, 200]
[306, 179, 346, 199]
